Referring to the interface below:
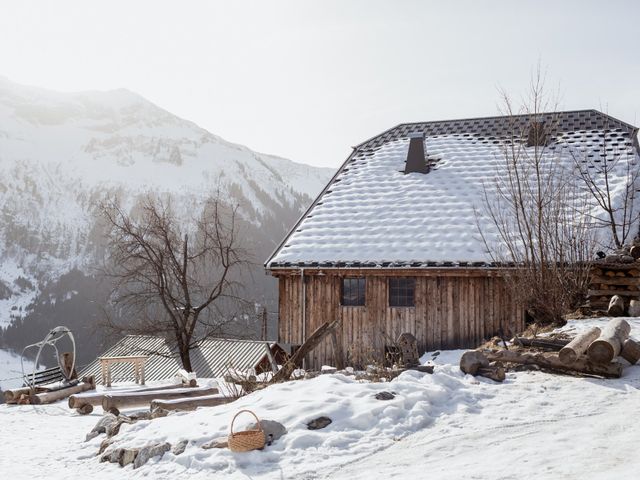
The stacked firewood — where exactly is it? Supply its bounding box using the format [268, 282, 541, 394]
[588, 244, 640, 311]
[461, 318, 640, 381]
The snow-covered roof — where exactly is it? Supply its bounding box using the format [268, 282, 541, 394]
[267, 110, 640, 268]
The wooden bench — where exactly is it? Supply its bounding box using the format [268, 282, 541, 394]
[23, 365, 66, 387]
[98, 355, 148, 387]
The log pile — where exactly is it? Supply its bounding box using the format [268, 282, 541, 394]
[588, 262, 640, 312]
[462, 318, 640, 380]
[3, 376, 95, 405]
[69, 382, 194, 415]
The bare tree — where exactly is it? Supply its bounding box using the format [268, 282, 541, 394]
[99, 194, 250, 371]
[571, 117, 640, 248]
[478, 69, 597, 325]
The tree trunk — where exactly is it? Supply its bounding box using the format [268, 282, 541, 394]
[587, 318, 631, 364]
[559, 327, 601, 365]
[608, 295, 625, 316]
[483, 350, 623, 378]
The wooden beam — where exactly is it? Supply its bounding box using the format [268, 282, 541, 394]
[150, 395, 233, 412]
[102, 386, 218, 414]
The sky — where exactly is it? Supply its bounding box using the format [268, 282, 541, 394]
[0, 0, 638, 168]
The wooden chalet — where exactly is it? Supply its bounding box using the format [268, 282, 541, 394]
[266, 110, 640, 369]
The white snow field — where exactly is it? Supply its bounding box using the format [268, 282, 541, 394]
[1, 317, 639, 480]
[0, 348, 35, 390]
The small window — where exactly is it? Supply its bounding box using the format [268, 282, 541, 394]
[341, 278, 366, 306]
[389, 277, 415, 307]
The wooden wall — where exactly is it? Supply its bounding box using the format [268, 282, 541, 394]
[275, 269, 523, 369]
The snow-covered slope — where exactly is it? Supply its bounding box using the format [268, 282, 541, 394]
[0, 77, 333, 327]
[0, 317, 639, 478]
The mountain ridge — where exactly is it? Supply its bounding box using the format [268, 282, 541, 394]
[0, 77, 332, 359]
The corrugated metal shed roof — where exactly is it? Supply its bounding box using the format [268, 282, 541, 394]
[81, 335, 278, 384]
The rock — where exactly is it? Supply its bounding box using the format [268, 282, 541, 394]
[304, 371, 320, 380]
[97, 438, 113, 456]
[119, 448, 139, 467]
[460, 351, 490, 375]
[202, 437, 228, 449]
[307, 416, 332, 430]
[86, 413, 118, 441]
[605, 254, 620, 263]
[321, 365, 337, 374]
[629, 299, 640, 317]
[620, 255, 635, 264]
[374, 391, 396, 401]
[150, 407, 169, 419]
[172, 440, 188, 456]
[100, 448, 124, 464]
[249, 419, 287, 444]
[133, 442, 171, 469]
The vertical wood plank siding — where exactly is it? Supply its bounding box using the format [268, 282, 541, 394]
[276, 271, 524, 370]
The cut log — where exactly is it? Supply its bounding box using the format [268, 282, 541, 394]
[102, 386, 218, 413]
[460, 351, 489, 375]
[608, 295, 626, 316]
[559, 327, 602, 365]
[621, 338, 640, 365]
[68, 382, 189, 412]
[629, 299, 640, 317]
[514, 337, 569, 351]
[271, 319, 341, 383]
[483, 350, 623, 378]
[31, 377, 96, 405]
[477, 365, 506, 382]
[587, 318, 631, 364]
[150, 394, 233, 412]
[3, 386, 47, 404]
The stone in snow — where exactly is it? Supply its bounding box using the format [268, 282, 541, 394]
[307, 416, 332, 430]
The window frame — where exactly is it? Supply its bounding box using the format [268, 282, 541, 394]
[388, 277, 416, 307]
[341, 277, 366, 307]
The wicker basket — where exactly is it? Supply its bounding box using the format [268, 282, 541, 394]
[228, 409, 266, 452]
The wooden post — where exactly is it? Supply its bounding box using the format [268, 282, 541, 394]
[263, 343, 278, 374]
[331, 330, 345, 370]
[559, 327, 601, 365]
[587, 318, 631, 364]
[261, 306, 268, 341]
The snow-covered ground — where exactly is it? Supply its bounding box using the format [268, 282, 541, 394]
[1, 317, 639, 479]
[0, 348, 35, 390]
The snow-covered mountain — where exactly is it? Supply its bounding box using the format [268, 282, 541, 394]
[0, 77, 332, 357]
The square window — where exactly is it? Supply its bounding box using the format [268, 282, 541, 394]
[389, 277, 415, 307]
[341, 278, 366, 306]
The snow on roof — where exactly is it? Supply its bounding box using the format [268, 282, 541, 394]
[267, 110, 640, 268]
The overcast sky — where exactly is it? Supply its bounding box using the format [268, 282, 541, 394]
[1, 0, 638, 168]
